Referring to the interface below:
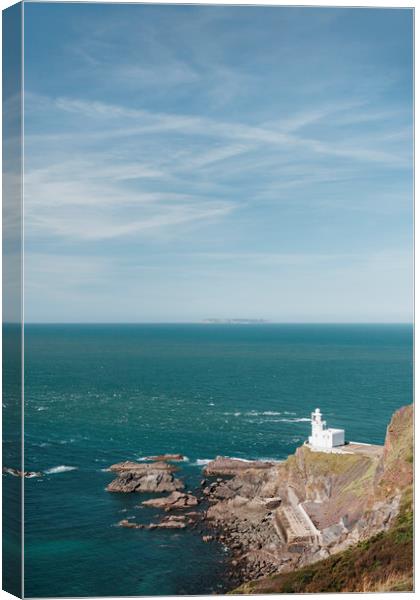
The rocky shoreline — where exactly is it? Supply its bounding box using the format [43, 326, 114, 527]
[106, 405, 413, 593]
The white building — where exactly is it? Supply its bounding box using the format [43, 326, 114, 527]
[308, 408, 345, 450]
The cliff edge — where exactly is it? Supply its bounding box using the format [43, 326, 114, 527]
[204, 405, 413, 592]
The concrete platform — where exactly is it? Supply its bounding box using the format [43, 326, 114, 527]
[344, 442, 383, 458]
[305, 440, 383, 458]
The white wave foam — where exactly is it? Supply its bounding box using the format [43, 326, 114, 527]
[44, 465, 78, 475]
[137, 455, 189, 463]
[194, 458, 212, 466]
[37, 407, 48, 411]
[269, 417, 311, 423]
[223, 410, 302, 418]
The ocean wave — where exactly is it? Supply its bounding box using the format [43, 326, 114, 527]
[261, 417, 311, 423]
[136, 455, 189, 462]
[44, 465, 78, 475]
[37, 407, 48, 411]
[223, 411, 310, 423]
[223, 410, 301, 418]
[194, 458, 212, 466]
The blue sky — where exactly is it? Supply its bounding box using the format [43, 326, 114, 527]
[23, 3, 413, 322]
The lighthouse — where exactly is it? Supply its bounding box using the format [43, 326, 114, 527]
[308, 408, 345, 450]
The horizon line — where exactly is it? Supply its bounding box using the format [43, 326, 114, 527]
[4, 321, 414, 326]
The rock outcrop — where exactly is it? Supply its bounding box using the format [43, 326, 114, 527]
[107, 461, 184, 493]
[142, 491, 199, 510]
[109, 460, 176, 472]
[142, 454, 186, 462]
[203, 457, 275, 476]
[118, 515, 188, 530]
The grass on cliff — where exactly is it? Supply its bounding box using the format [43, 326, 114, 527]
[233, 487, 413, 594]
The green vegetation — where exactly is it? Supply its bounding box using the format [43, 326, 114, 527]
[340, 457, 377, 498]
[287, 446, 366, 477]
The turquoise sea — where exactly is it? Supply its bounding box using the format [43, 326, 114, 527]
[12, 324, 413, 596]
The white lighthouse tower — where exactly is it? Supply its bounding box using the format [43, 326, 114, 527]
[308, 408, 345, 451]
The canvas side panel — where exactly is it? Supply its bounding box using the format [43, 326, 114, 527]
[2, 2, 23, 597]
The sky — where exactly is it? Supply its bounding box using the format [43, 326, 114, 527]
[22, 3, 413, 323]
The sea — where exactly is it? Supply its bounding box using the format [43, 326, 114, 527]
[6, 324, 414, 597]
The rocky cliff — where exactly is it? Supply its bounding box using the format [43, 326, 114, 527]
[204, 405, 413, 590]
[106, 405, 413, 593]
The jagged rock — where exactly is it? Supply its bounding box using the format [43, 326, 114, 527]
[142, 491, 198, 510]
[119, 516, 187, 530]
[107, 463, 184, 493]
[109, 461, 176, 473]
[118, 519, 144, 529]
[153, 515, 187, 529]
[264, 497, 282, 510]
[142, 454, 185, 462]
[203, 457, 275, 476]
[185, 511, 200, 517]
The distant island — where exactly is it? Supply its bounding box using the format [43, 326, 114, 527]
[202, 318, 269, 324]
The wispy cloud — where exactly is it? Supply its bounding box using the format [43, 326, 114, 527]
[23, 4, 413, 321]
